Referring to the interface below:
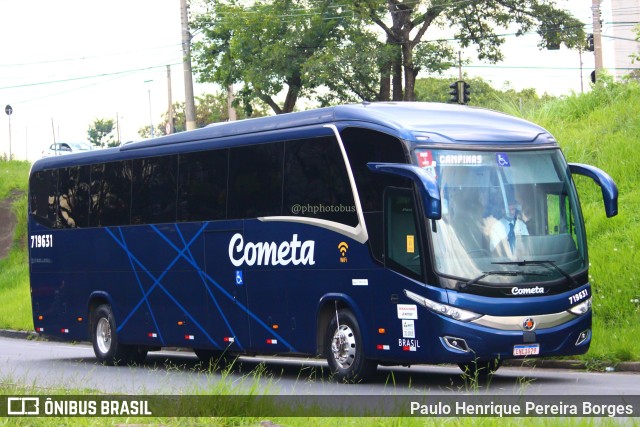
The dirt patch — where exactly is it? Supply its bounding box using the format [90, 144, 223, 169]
[0, 191, 22, 260]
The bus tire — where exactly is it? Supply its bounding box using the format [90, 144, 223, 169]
[91, 304, 132, 365]
[325, 309, 377, 382]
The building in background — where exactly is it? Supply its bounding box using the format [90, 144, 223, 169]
[602, 0, 640, 79]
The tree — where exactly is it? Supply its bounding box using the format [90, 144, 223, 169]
[192, 0, 360, 114]
[192, 0, 585, 111]
[352, 0, 586, 101]
[87, 118, 116, 148]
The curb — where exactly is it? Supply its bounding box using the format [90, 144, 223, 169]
[2, 329, 639, 373]
[491, 359, 640, 373]
[0, 329, 39, 340]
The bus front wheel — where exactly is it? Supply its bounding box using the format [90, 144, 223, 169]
[91, 304, 135, 365]
[325, 309, 377, 382]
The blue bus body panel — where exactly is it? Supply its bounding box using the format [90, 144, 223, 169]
[30, 218, 385, 353]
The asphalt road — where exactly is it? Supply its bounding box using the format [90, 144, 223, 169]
[1, 336, 639, 396]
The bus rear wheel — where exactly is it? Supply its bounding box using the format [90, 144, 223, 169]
[91, 304, 136, 365]
[325, 309, 377, 382]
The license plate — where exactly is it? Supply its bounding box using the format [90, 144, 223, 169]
[513, 344, 540, 356]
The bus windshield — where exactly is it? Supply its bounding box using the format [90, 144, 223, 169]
[415, 148, 587, 285]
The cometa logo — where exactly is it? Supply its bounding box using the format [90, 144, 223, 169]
[228, 233, 315, 267]
[338, 242, 349, 263]
[511, 286, 545, 296]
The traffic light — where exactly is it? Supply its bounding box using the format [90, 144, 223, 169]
[448, 81, 459, 103]
[587, 34, 594, 52]
[448, 81, 471, 104]
[462, 81, 471, 104]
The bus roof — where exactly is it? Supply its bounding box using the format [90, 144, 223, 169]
[32, 102, 556, 171]
[128, 102, 553, 148]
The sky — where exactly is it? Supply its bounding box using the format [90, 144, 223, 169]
[0, 0, 597, 162]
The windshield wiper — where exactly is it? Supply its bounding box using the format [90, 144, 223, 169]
[492, 260, 579, 288]
[460, 270, 549, 290]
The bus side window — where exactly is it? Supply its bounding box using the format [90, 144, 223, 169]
[341, 128, 409, 263]
[283, 137, 358, 226]
[384, 188, 423, 279]
[90, 161, 132, 227]
[177, 149, 228, 222]
[131, 155, 178, 225]
[58, 166, 90, 228]
[228, 142, 284, 219]
[29, 170, 58, 228]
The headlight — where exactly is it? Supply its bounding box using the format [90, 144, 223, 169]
[568, 297, 592, 315]
[404, 289, 481, 322]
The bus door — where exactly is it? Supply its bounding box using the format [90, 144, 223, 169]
[380, 187, 429, 355]
[204, 228, 252, 353]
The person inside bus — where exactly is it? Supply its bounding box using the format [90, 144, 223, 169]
[489, 197, 529, 256]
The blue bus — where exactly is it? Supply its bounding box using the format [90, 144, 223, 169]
[28, 102, 617, 381]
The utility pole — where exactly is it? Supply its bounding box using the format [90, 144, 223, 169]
[227, 84, 237, 121]
[167, 65, 174, 134]
[180, 0, 197, 131]
[51, 118, 56, 145]
[592, 0, 604, 79]
[116, 112, 121, 143]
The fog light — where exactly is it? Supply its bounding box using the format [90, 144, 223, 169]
[575, 329, 591, 346]
[443, 336, 470, 352]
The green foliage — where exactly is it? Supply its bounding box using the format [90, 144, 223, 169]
[192, 0, 357, 114]
[304, 26, 390, 104]
[138, 92, 269, 138]
[415, 75, 554, 113]
[191, 0, 585, 108]
[87, 118, 116, 148]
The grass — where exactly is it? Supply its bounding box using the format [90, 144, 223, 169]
[0, 161, 30, 331]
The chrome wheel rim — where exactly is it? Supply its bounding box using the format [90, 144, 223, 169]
[331, 324, 356, 369]
[96, 317, 112, 354]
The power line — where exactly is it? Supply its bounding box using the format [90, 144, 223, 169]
[0, 63, 181, 91]
[0, 44, 182, 68]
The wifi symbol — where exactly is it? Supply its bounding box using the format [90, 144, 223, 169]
[338, 242, 349, 257]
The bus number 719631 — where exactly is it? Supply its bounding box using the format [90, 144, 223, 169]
[30, 234, 53, 249]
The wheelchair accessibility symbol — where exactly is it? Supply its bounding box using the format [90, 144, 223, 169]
[496, 153, 511, 167]
[235, 270, 244, 286]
